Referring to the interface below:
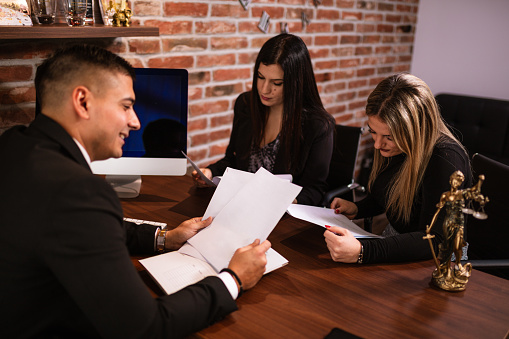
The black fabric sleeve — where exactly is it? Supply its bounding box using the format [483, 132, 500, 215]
[293, 116, 334, 206]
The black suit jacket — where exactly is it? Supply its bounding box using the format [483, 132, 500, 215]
[0, 114, 237, 338]
[208, 92, 334, 206]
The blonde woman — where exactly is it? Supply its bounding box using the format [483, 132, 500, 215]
[324, 73, 472, 264]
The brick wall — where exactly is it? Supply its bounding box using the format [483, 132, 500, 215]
[0, 0, 419, 176]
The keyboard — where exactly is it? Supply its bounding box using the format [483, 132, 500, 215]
[123, 217, 167, 229]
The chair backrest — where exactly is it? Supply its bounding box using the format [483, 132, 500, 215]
[435, 93, 509, 165]
[326, 124, 363, 191]
[467, 153, 509, 262]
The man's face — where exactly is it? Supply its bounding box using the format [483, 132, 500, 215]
[87, 73, 140, 161]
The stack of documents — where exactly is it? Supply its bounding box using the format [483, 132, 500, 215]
[140, 167, 301, 295]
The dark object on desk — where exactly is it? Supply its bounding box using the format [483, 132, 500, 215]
[462, 153, 509, 280]
[324, 327, 362, 339]
[322, 124, 364, 207]
[436, 93, 509, 165]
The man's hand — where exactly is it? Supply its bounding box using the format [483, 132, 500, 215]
[227, 239, 271, 291]
[164, 217, 212, 251]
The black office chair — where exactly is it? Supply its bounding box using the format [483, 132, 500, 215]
[461, 153, 509, 280]
[321, 124, 364, 207]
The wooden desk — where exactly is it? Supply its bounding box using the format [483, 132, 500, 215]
[122, 176, 509, 339]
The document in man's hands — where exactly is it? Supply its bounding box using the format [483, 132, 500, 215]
[140, 167, 301, 295]
[286, 204, 382, 238]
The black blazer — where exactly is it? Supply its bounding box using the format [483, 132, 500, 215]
[0, 114, 237, 338]
[208, 92, 334, 206]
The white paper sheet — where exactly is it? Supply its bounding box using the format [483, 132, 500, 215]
[286, 204, 381, 238]
[188, 167, 302, 271]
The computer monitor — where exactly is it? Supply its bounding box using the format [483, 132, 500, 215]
[91, 68, 188, 198]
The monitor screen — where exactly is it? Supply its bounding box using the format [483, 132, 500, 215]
[91, 68, 188, 176]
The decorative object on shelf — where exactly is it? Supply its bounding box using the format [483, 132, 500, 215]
[423, 171, 489, 292]
[30, 0, 57, 24]
[112, 0, 130, 27]
[0, 0, 32, 25]
[84, 0, 93, 25]
[257, 10, 269, 34]
[238, 0, 250, 11]
[64, 0, 87, 26]
[97, 0, 115, 25]
[301, 11, 310, 30]
[280, 22, 288, 34]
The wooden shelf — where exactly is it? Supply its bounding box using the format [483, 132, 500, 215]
[0, 24, 159, 40]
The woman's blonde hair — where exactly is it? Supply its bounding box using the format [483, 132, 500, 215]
[366, 73, 462, 223]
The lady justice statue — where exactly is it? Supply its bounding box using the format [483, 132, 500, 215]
[424, 171, 489, 291]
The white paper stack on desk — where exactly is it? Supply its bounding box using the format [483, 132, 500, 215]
[140, 167, 301, 295]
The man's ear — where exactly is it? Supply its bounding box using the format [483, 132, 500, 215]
[72, 86, 91, 120]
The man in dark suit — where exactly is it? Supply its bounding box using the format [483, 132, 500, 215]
[0, 44, 270, 338]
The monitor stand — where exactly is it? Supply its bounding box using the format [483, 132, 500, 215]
[105, 175, 142, 198]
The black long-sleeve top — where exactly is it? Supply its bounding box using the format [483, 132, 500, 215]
[356, 140, 472, 264]
[208, 92, 335, 206]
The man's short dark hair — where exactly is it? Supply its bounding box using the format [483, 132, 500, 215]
[35, 44, 135, 109]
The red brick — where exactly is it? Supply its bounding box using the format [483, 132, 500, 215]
[357, 68, 375, 77]
[0, 65, 33, 82]
[147, 56, 194, 69]
[211, 114, 234, 128]
[324, 81, 346, 93]
[340, 35, 361, 44]
[0, 86, 35, 104]
[211, 37, 248, 50]
[357, 24, 375, 33]
[315, 60, 338, 70]
[339, 58, 360, 68]
[342, 11, 362, 20]
[328, 104, 347, 115]
[189, 100, 229, 117]
[211, 4, 249, 17]
[197, 54, 236, 68]
[363, 35, 381, 43]
[205, 83, 243, 97]
[309, 48, 330, 59]
[317, 9, 340, 20]
[252, 7, 285, 19]
[355, 46, 373, 55]
[348, 79, 367, 89]
[377, 24, 394, 33]
[128, 39, 161, 54]
[188, 71, 211, 85]
[336, 0, 355, 8]
[306, 22, 331, 33]
[162, 38, 207, 53]
[378, 3, 394, 11]
[334, 69, 355, 79]
[213, 68, 251, 82]
[188, 87, 203, 101]
[133, 1, 160, 16]
[239, 22, 260, 33]
[315, 35, 338, 46]
[364, 13, 383, 21]
[195, 21, 236, 34]
[144, 20, 193, 35]
[210, 143, 228, 157]
[163, 2, 208, 17]
[333, 22, 354, 32]
[188, 118, 208, 132]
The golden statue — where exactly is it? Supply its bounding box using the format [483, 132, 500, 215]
[423, 171, 489, 291]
